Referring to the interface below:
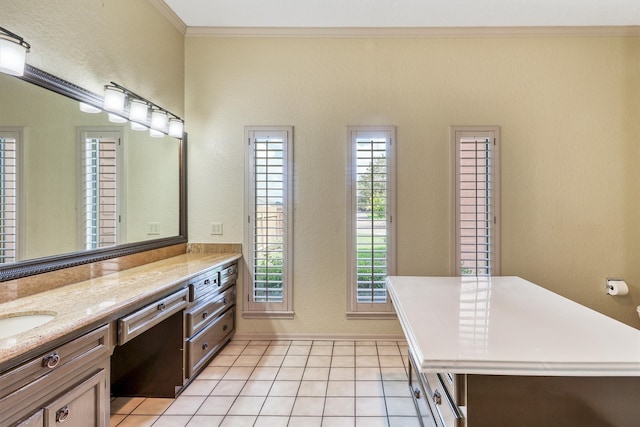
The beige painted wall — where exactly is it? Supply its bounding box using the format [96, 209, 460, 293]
[186, 35, 640, 334]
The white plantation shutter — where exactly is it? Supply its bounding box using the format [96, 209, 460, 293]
[453, 127, 500, 277]
[347, 127, 396, 317]
[245, 126, 293, 316]
[0, 133, 18, 263]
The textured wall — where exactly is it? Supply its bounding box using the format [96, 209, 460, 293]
[185, 35, 640, 334]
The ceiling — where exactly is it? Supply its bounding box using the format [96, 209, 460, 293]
[163, 0, 640, 28]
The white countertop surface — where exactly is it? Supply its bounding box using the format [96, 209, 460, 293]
[387, 276, 640, 376]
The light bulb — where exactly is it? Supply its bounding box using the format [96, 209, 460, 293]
[0, 37, 28, 76]
[168, 118, 184, 138]
[151, 110, 168, 132]
[129, 99, 149, 123]
[103, 86, 126, 113]
[108, 113, 127, 123]
[79, 102, 101, 114]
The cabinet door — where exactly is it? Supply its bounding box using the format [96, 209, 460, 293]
[43, 369, 106, 427]
[15, 411, 44, 427]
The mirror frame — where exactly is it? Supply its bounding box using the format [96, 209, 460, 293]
[0, 65, 187, 281]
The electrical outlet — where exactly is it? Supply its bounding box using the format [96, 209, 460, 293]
[147, 222, 160, 235]
[210, 222, 223, 235]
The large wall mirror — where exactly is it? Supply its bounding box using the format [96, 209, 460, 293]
[0, 65, 187, 281]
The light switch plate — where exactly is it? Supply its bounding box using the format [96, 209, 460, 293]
[210, 222, 223, 235]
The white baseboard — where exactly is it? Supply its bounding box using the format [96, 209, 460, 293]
[231, 332, 406, 342]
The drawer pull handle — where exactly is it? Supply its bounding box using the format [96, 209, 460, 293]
[203, 342, 209, 350]
[204, 279, 210, 285]
[158, 302, 166, 311]
[56, 406, 70, 422]
[223, 324, 229, 331]
[223, 298, 227, 304]
[43, 352, 60, 369]
[413, 387, 421, 399]
[202, 311, 209, 319]
[433, 390, 442, 406]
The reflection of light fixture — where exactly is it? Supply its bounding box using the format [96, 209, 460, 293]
[108, 113, 127, 123]
[102, 82, 184, 139]
[168, 118, 184, 138]
[79, 102, 101, 114]
[103, 85, 126, 113]
[149, 128, 165, 138]
[0, 26, 30, 76]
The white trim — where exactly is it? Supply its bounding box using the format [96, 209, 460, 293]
[232, 332, 407, 342]
[149, 0, 187, 34]
[186, 25, 640, 38]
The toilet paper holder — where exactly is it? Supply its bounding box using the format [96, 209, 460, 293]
[606, 277, 629, 296]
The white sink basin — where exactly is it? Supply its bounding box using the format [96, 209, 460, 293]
[0, 312, 56, 339]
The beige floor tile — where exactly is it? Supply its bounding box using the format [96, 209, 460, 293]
[254, 415, 290, 427]
[287, 345, 312, 355]
[209, 355, 239, 366]
[377, 346, 400, 356]
[185, 415, 224, 426]
[355, 380, 384, 397]
[322, 416, 355, 427]
[228, 396, 266, 415]
[198, 366, 230, 380]
[356, 416, 389, 427]
[326, 381, 354, 397]
[324, 397, 355, 416]
[219, 415, 257, 426]
[332, 346, 355, 356]
[241, 345, 268, 356]
[298, 380, 328, 396]
[355, 346, 377, 356]
[385, 397, 416, 416]
[249, 340, 271, 346]
[331, 356, 355, 368]
[259, 396, 296, 416]
[355, 356, 379, 368]
[388, 416, 422, 427]
[288, 416, 323, 426]
[110, 414, 126, 426]
[282, 355, 309, 367]
[258, 355, 285, 366]
[115, 415, 158, 427]
[329, 368, 355, 381]
[290, 340, 313, 346]
[380, 367, 407, 381]
[312, 340, 334, 346]
[355, 368, 381, 381]
[249, 366, 280, 381]
[219, 345, 247, 356]
[195, 395, 236, 415]
[233, 355, 262, 367]
[268, 380, 301, 396]
[307, 355, 332, 367]
[275, 367, 305, 381]
[270, 340, 292, 346]
[223, 366, 255, 380]
[356, 341, 377, 346]
[334, 341, 355, 346]
[310, 346, 333, 356]
[303, 367, 330, 380]
[211, 380, 247, 396]
[378, 356, 404, 368]
[151, 415, 191, 427]
[264, 346, 289, 356]
[111, 397, 145, 414]
[131, 398, 174, 415]
[376, 341, 397, 346]
[164, 396, 207, 416]
[355, 397, 387, 417]
[291, 397, 325, 416]
[231, 340, 251, 345]
[240, 380, 274, 396]
[382, 381, 411, 397]
[182, 379, 219, 396]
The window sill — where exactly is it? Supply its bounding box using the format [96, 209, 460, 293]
[242, 310, 295, 319]
[346, 311, 397, 320]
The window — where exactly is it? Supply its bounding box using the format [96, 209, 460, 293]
[0, 129, 21, 263]
[451, 126, 500, 277]
[347, 126, 396, 318]
[244, 126, 294, 318]
[78, 129, 122, 250]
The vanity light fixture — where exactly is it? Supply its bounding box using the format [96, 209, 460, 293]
[0, 26, 30, 76]
[79, 102, 101, 114]
[102, 82, 185, 138]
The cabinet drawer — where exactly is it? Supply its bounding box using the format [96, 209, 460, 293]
[186, 307, 234, 378]
[423, 372, 464, 427]
[219, 263, 238, 287]
[408, 356, 437, 427]
[185, 287, 235, 337]
[0, 325, 110, 400]
[440, 372, 465, 406]
[43, 368, 106, 426]
[188, 269, 220, 302]
[118, 288, 188, 345]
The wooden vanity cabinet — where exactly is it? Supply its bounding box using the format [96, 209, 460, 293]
[0, 325, 111, 427]
[185, 262, 237, 380]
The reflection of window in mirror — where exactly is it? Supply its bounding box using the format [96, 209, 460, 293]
[77, 129, 124, 250]
[0, 128, 22, 263]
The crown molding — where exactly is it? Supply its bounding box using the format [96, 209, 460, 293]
[186, 25, 640, 38]
[150, 0, 187, 35]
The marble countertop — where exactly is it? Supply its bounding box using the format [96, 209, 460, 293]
[387, 276, 640, 376]
[0, 253, 241, 368]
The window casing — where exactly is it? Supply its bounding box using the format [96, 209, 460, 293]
[244, 126, 294, 318]
[0, 129, 22, 263]
[451, 126, 500, 277]
[78, 129, 123, 250]
[347, 126, 396, 318]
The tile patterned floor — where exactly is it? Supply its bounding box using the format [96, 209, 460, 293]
[110, 339, 421, 427]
